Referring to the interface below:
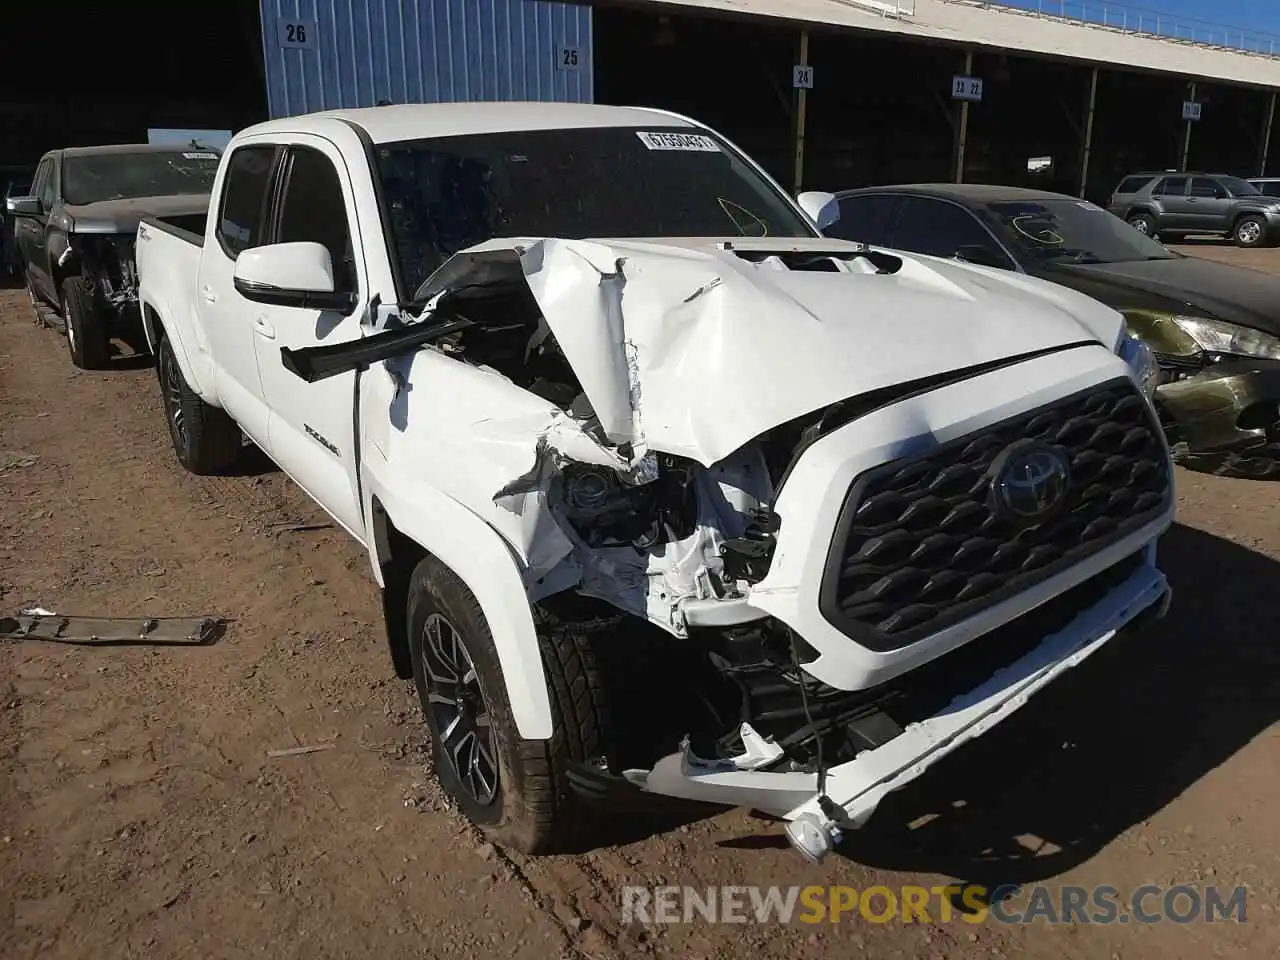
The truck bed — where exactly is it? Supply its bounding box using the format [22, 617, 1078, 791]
[141, 213, 206, 246]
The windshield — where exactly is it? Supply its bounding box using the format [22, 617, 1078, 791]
[372, 125, 815, 301]
[62, 151, 220, 205]
[985, 199, 1175, 265]
[1221, 176, 1260, 196]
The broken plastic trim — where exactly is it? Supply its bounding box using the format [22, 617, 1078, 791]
[281, 316, 474, 383]
[1, 613, 225, 646]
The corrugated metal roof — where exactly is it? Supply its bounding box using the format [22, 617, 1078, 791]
[614, 0, 1280, 88]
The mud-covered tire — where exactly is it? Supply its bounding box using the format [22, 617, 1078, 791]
[407, 556, 607, 854]
[61, 276, 110, 369]
[156, 334, 242, 475]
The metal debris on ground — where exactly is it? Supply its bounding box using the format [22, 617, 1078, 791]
[0, 611, 224, 646]
[266, 743, 337, 759]
[265, 520, 333, 534]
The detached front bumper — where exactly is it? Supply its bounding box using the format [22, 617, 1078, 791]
[1156, 358, 1280, 456]
[624, 548, 1171, 857]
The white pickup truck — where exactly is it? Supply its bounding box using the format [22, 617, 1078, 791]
[136, 102, 1173, 861]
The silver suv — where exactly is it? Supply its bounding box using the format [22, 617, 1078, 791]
[1107, 172, 1280, 247]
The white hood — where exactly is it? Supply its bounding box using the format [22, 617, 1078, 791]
[417, 236, 1123, 466]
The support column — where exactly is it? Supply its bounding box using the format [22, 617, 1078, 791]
[1079, 67, 1098, 198]
[1261, 90, 1277, 177]
[1181, 81, 1196, 171]
[793, 29, 810, 195]
[954, 50, 974, 183]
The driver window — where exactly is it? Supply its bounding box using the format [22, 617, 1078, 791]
[37, 161, 55, 209]
[892, 196, 1010, 267]
[1190, 177, 1226, 199]
[276, 146, 356, 295]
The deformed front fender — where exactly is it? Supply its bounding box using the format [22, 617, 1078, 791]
[365, 463, 554, 741]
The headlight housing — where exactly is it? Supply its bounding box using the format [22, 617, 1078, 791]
[1118, 333, 1159, 401]
[1169, 315, 1280, 361]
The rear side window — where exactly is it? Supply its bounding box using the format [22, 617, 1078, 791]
[217, 145, 277, 258]
[1113, 175, 1153, 195]
[1190, 177, 1226, 198]
[1154, 176, 1187, 196]
[275, 147, 356, 294]
[828, 195, 898, 245]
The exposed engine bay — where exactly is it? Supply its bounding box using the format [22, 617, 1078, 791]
[65, 234, 140, 313]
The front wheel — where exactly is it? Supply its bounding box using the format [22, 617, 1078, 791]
[61, 276, 110, 369]
[407, 556, 607, 854]
[1233, 215, 1268, 248]
[156, 335, 243, 475]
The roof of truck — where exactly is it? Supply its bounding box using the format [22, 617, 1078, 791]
[240, 102, 702, 145]
[53, 143, 218, 159]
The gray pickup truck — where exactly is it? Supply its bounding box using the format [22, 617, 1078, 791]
[5, 144, 219, 368]
[1107, 172, 1280, 248]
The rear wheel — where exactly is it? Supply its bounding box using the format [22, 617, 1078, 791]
[407, 556, 607, 854]
[156, 334, 243, 475]
[1233, 215, 1267, 248]
[1126, 212, 1157, 237]
[61, 276, 110, 369]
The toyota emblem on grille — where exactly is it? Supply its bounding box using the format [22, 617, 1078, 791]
[989, 441, 1072, 525]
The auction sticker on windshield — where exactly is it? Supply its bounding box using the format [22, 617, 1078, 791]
[636, 131, 721, 152]
[183, 152, 219, 160]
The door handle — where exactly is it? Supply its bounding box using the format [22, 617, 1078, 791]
[201, 285, 218, 303]
[253, 316, 276, 340]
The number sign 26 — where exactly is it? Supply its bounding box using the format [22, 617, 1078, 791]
[280, 19, 316, 49]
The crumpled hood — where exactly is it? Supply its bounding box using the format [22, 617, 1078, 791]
[63, 194, 210, 235]
[418, 236, 1122, 466]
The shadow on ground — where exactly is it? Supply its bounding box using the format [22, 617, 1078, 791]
[829, 523, 1280, 899]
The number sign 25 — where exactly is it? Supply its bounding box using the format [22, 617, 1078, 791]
[280, 19, 316, 49]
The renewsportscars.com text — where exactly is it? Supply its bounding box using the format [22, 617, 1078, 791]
[621, 884, 1249, 926]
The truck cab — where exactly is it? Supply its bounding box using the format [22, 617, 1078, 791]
[136, 103, 1174, 862]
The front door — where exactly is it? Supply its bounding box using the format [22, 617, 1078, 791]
[1187, 177, 1232, 231]
[18, 158, 55, 299]
[195, 141, 280, 445]
[251, 138, 367, 539]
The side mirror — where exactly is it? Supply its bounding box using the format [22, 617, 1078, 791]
[954, 244, 1008, 269]
[796, 190, 839, 231]
[233, 241, 355, 313]
[5, 195, 42, 217]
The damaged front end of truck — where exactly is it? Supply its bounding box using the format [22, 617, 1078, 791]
[286, 235, 1175, 859]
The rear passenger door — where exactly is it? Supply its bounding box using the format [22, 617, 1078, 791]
[1152, 176, 1192, 228]
[253, 138, 368, 538]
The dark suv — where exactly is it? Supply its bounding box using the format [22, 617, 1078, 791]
[1107, 172, 1280, 247]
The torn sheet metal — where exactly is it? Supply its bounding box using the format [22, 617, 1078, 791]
[414, 235, 1119, 468]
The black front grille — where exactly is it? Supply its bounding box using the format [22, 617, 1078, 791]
[819, 377, 1171, 652]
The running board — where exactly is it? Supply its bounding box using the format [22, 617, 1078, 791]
[0, 613, 224, 646]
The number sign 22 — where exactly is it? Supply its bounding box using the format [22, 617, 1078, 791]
[280, 19, 316, 49]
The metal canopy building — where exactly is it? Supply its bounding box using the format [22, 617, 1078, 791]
[257, 0, 1280, 200]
